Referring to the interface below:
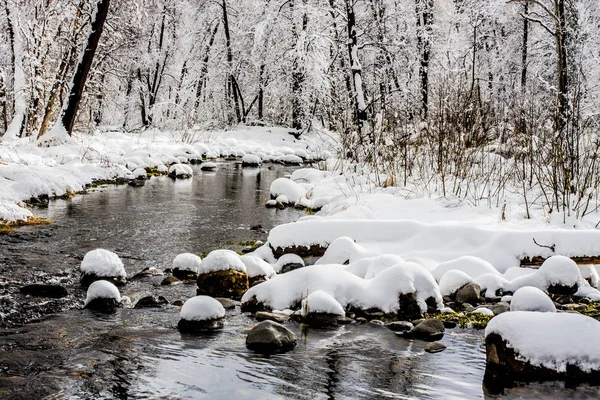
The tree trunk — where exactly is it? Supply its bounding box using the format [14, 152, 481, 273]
[222, 0, 241, 123]
[416, 0, 433, 118]
[520, 2, 529, 89]
[195, 21, 219, 109]
[60, 0, 110, 135]
[345, 0, 368, 137]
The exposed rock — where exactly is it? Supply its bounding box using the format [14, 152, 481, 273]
[484, 302, 510, 316]
[256, 311, 289, 323]
[84, 298, 121, 313]
[172, 268, 198, 281]
[397, 292, 424, 321]
[246, 320, 297, 353]
[386, 321, 414, 332]
[402, 319, 445, 342]
[80, 273, 126, 288]
[196, 269, 249, 299]
[424, 342, 447, 353]
[131, 267, 163, 279]
[547, 283, 578, 296]
[134, 295, 169, 308]
[177, 318, 224, 333]
[443, 320, 457, 329]
[271, 244, 327, 259]
[240, 295, 268, 313]
[128, 178, 146, 187]
[461, 303, 475, 312]
[455, 282, 481, 305]
[370, 320, 385, 326]
[161, 276, 181, 286]
[215, 297, 238, 310]
[336, 316, 354, 325]
[560, 303, 587, 312]
[356, 317, 368, 324]
[171, 300, 184, 306]
[20, 284, 68, 299]
[249, 276, 267, 287]
[303, 312, 340, 328]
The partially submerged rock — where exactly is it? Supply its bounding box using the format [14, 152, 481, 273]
[168, 163, 193, 179]
[246, 320, 297, 353]
[196, 250, 249, 299]
[424, 342, 447, 354]
[178, 296, 225, 333]
[135, 295, 169, 308]
[401, 319, 445, 342]
[172, 253, 202, 280]
[20, 284, 68, 298]
[301, 290, 345, 328]
[80, 249, 127, 287]
[455, 282, 481, 305]
[84, 280, 121, 313]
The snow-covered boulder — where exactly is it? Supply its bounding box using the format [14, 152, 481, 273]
[316, 236, 371, 266]
[475, 273, 510, 298]
[80, 249, 127, 287]
[281, 154, 303, 165]
[301, 290, 345, 328]
[510, 286, 556, 313]
[439, 270, 473, 297]
[200, 162, 217, 171]
[345, 254, 405, 280]
[246, 320, 297, 354]
[196, 250, 249, 299]
[132, 167, 148, 179]
[172, 253, 202, 280]
[506, 255, 583, 295]
[432, 256, 499, 282]
[579, 265, 599, 288]
[168, 163, 193, 179]
[84, 280, 122, 312]
[241, 154, 261, 167]
[485, 312, 600, 386]
[274, 253, 305, 273]
[178, 295, 226, 332]
[269, 178, 306, 205]
[240, 254, 276, 286]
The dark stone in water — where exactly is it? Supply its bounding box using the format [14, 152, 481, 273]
[256, 311, 289, 323]
[386, 321, 414, 332]
[178, 318, 224, 333]
[172, 268, 198, 281]
[80, 273, 126, 288]
[134, 295, 169, 308]
[215, 297, 238, 310]
[246, 320, 297, 353]
[196, 269, 249, 299]
[85, 297, 120, 313]
[280, 263, 304, 274]
[303, 312, 340, 328]
[161, 276, 181, 286]
[402, 319, 445, 342]
[424, 342, 447, 353]
[128, 178, 146, 187]
[20, 284, 68, 298]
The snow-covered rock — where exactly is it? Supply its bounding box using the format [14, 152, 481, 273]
[178, 295, 226, 332]
[485, 312, 600, 383]
[579, 265, 599, 288]
[200, 162, 217, 171]
[172, 253, 202, 280]
[439, 270, 473, 297]
[84, 280, 121, 312]
[506, 255, 583, 295]
[432, 256, 499, 282]
[475, 273, 510, 298]
[281, 154, 303, 165]
[132, 167, 147, 179]
[274, 253, 305, 273]
[345, 254, 405, 279]
[168, 163, 193, 179]
[196, 249, 249, 299]
[80, 249, 126, 287]
[301, 290, 345, 317]
[473, 307, 494, 316]
[510, 286, 556, 313]
[270, 178, 306, 205]
[200, 250, 246, 274]
[316, 236, 371, 266]
[241, 154, 262, 167]
[240, 254, 276, 279]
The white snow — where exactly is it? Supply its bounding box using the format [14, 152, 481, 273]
[485, 312, 600, 373]
[173, 253, 202, 273]
[510, 286, 557, 313]
[270, 178, 306, 205]
[240, 254, 276, 278]
[438, 269, 473, 296]
[315, 236, 372, 266]
[84, 280, 121, 306]
[179, 295, 225, 321]
[168, 163, 193, 178]
[80, 249, 126, 278]
[475, 273, 510, 298]
[132, 168, 147, 179]
[579, 265, 600, 288]
[301, 290, 345, 316]
[273, 253, 304, 273]
[242, 154, 261, 165]
[506, 256, 583, 293]
[473, 307, 494, 316]
[432, 256, 499, 282]
[199, 249, 246, 274]
[282, 154, 303, 165]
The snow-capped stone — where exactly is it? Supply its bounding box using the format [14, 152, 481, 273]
[168, 163, 193, 179]
[439, 270, 473, 297]
[200, 250, 246, 274]
[265, 199, 278, 208]
[275, 194, 290, 205]
[172, 253, 202, 280]
[579, 265, 599, 288]
[301, 290, 345, 317]
[240, 254, 276, 279]
[317, 236, 371, 266]
[84, 280, 121, 312]
[270, 178, 306, 204]
[281, 154, 303, 165]
[178, 295, 226, 332]
[510, 286, 556, 313]
[274, 253, 304, 273]
[200, 162, 217, 171]
[475, 273, 510, 298]
[432, 256, 499, 282]
[485, 312, 600, 383]
[242, 154, 261, 167]
[473, 307, 494, 316]
[157, 164, 168, 173]
[132, 167, 147, 179]
[506, 255, 582, 295]
[80, 249, 126, 286]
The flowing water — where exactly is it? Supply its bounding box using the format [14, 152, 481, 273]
[0, 162, 598, 399]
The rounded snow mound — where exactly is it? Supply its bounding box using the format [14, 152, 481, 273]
[132, 167, 147, 179]
[201, 162, 217, 171]
[242, 154, 262, 166]
[84, 280, 121, 306]
[301, 290, 345, 316]
[485, 311, 600, 373]
[439, 269, 473, 296]
[173, 253, 202, 273]
[539, 256, 580, 288]
[475, 273, 510, 298]
[200, 249, 246, 274]
[180, 296, 225, 321]
[510, 286, 556, 313]
[240, 255, 276, 278]
[579, 265, 599, 288]
[80, 249, 126, 278]
[282, 154, 303, 165]
[316, 236, 371, 266]
[346, 254, 405, 279]
[168, 163, 193, 178]
[432, 256, 499, 282]
[274, 253, 305, 273]
[270, 178, 306, 204]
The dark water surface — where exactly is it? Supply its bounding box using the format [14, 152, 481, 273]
[0, 163, 598, 399]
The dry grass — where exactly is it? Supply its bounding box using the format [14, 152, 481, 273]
[0, 216, 52, 234]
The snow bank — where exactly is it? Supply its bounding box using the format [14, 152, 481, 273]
[301, 290, 345, 316]
[485, 312, 600, 372]
[510, 286, 556, 312]
[84, 280, 121, 306]
[199, 249, 246, 274]
[173, 253, 202, 273]
[432, 256, 499, 281]
[180, 296, 225, 321]
[439, 270, 473, 296]
[80, 249, 126, 279]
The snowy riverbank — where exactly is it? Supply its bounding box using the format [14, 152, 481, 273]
[0, 126, 332, 223]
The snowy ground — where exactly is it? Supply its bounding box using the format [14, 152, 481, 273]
[0, 126, 331, 222]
